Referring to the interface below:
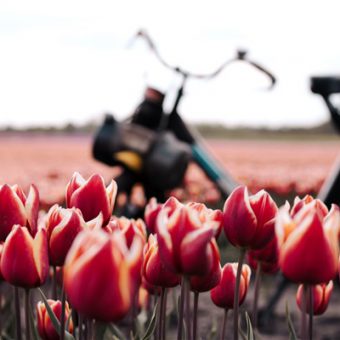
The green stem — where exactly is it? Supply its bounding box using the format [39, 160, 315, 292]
[308, 285, 313, 340]
[252, 262, 262, 329]
[14, 286, 22, 340]
[78, 313, 83, 340]
[60, 283, 66, 340]
[162, 288, 168, 340]
[177, 277, 186, 340]
[158, 288, 166, 340]
[193, 292, 199, 340]
[25, 289, 31, 340]
[220, 309, 228, 340]
[233, 248, 246, 340]
[185, 276, 192, 340]
[301, 284, 308, 340]
[52, 266, 58, 300]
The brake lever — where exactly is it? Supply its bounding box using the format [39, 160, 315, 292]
[236, 49, 276, 89]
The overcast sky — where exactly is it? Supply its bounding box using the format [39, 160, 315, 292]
[1, 0, 340, 128]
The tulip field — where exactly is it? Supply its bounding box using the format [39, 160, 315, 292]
[1, 133, 340, 340]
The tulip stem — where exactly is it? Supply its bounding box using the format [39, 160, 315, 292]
[78, 313, 83, 340]
[162, 288, 168, 340]
[177, 277, 186, 340]
[159, 288, 167, 340]
[193, 292, 199, 340]
[308, 285, 313, 340]
[220, 309, 228, 340]
[185, 276, 192, 340]
[301, 284, 308, 340]
[233, 248, 246, 340]
[14, 286, 22, 340]
[24, 289, 31, 340]
[52, 266, 58, 300]
[252, 262, 262, 329]
[60, 282, 66, 340]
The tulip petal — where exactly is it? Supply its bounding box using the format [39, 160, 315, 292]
[180, 227, 214, 276]
[0, 185, 27, 241]
[25, 184, 40, 235]
[33, 228, 49, 285]
[66, 172, 85, 208]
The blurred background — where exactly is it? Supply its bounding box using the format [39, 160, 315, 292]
[1, 0, 340, 208]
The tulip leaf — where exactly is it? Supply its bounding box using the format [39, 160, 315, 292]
[207, 318, 218, 340]
[286, 303, 298, 340]
[108, 323, 127, 340]
[38, 288, 75, 340]
[141, 302, 158, 340]
[245, 312, 254, 340]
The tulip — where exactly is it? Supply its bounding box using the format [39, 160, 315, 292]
[0, 184, 39, 240]
[210, 263, 251, 340]
[296, 281, 333, 316]
[45, 205, 86, 266]
[1, 225, 49, 288]
[144, 196, 183, 233]
[276, 201, 340, 284]
[223, 186, 278, 250]
[37, 299, 73, 340]
[64, 229, 143, 322]
[187, 202, 223, 238]
[157, 205, 219, 276]
[142, 234, 180, 288]
[66, 172, 117, 225]
[211, 263, 251, 309]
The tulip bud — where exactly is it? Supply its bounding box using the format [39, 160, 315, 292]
[45, 205, 86, 266]
[64, 230, 143, 322]
[66, 172, 117, 225]
[296, 281, 333, 316]
[210, 263, 251, 309]
[1, 225, 49, 288]
[277, 201, 340, 284]
[142, 234, 180, 288]
[0, 184, 39, 240]
[223, 186, 278, 250]
[37, 299, 73, 340]
[157, 205, 219, 276]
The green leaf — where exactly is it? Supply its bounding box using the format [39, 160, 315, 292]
[141, 302, 158, 340]
[245, 312, 255, 340]
[38, 288, 75, 340]
[108, 323, 127, 340]
[286, 302, 298, 340]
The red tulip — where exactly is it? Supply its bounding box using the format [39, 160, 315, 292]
[210, 263, 251, 309]
[157, 204, 220, 276]
[190, 239, 221, 292]
[0, 184, 39, 240]
[66, 172, 117, 225]
[37, 299, 73, 340]
[1, 225, 49, 288]
[277, 200, 340, 284]
[296, 281, 333, 316]
[247, 235, 280, 274]
[187, 202, 223, 238]
[142, 234, 180, 288]
[45, 205, 86, 266]
[64, 229, 143, 322]
[223, 186, 278, 249]
[144, 196, 183, 233]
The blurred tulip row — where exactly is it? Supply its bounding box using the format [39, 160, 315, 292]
[0, 172, 339, 340]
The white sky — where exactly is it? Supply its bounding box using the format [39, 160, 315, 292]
[1, 0, 340, 128]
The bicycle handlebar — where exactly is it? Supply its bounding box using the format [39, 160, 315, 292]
[134, 29, 276, 88]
